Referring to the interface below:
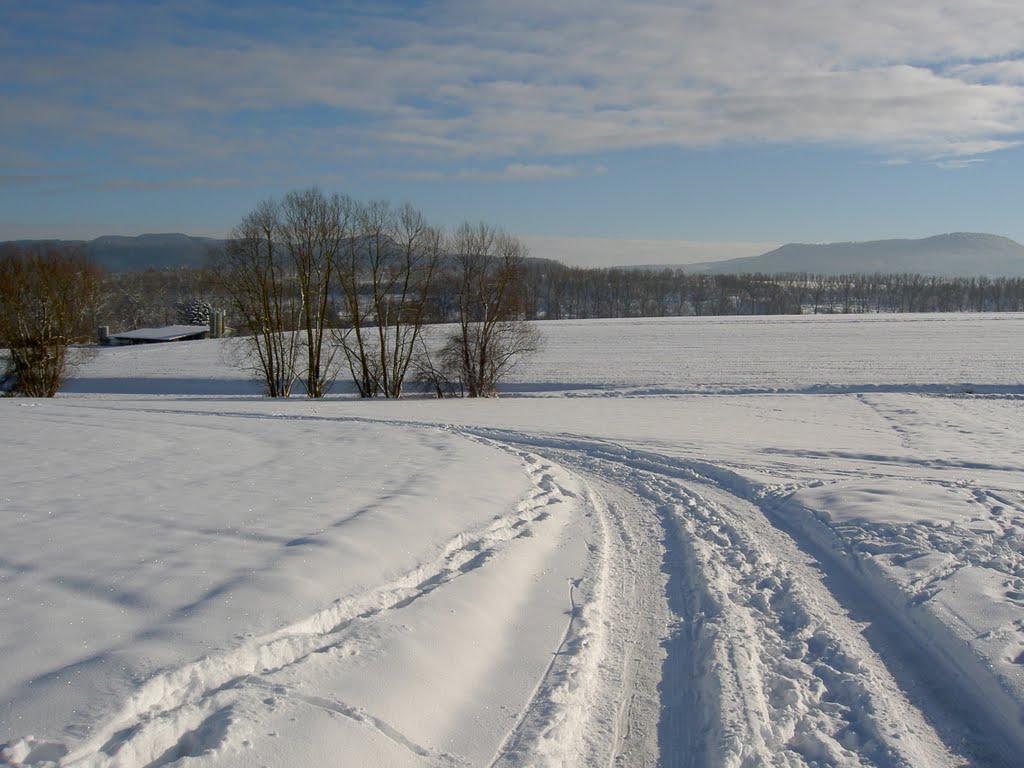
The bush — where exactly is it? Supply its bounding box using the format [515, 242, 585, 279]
[0, 244, 105, 397]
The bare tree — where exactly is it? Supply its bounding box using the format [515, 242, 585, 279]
[335, 200, 442, 397]
[0, 244, 105, 397]
[281, 188, 349, 397]
[211, 200, 302, 397]
[439, 222, 542, 398]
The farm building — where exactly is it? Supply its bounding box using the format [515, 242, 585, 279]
[106, 325, 210, 346]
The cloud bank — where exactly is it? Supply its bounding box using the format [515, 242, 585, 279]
[3, 0, 1024, 184]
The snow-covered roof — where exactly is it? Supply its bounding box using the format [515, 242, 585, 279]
[109, 324, 209, 341]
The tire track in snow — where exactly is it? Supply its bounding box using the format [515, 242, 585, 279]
[460, 431, 723, 768]
[484, 463, 667, 768]
[3, 452, 573, 768]
[450, 427, 969, 767]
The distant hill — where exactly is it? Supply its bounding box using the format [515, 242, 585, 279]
[687, 233, 1024, 277]
[10, 231, 1024, 278]
[8, 233, 223, 271]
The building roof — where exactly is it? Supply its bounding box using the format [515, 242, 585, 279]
[110, 325, 209, 342]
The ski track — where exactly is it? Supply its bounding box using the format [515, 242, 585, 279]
[6, 415, 1024, 767]
[452, 425, 1018, 768]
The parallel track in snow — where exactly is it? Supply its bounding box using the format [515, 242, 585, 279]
[459, 426, 1020, 767]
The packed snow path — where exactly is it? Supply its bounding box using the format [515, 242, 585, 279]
[456, 428, 973, 767]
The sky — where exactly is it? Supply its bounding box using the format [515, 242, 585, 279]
[3, 0, 1024, 267]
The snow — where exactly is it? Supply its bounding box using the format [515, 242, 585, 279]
[2, 311, 1024, 767]
[792, 480, 977, 526]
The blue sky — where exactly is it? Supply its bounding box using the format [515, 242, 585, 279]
[3, 0, 1024, 266]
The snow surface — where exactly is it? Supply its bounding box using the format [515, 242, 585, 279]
[2, 312, 1024, 767]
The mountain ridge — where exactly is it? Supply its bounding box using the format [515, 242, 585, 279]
[686, 232, 1024, 277]
[7, 233, 223, 271]
[7, 231, 1024, 277]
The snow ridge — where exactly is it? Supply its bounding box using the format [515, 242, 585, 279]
[3, 452, 576, 768]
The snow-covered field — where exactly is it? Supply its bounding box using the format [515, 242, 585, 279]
[2, 313, 1023, 767]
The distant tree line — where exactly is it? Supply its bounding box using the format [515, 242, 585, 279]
[99, 261, 1024, 331]
[516, 264, 1024, 318]
[100, 261, 1024, 330]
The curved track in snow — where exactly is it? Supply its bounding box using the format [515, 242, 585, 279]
[460, 425, 1022, 768]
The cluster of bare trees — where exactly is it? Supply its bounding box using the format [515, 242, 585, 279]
[519, 264, 1024, 319]
[212, 188, 537, 398]
[0, 244, 105, 396]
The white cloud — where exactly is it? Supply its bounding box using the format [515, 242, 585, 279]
[4, 0, 1024, 171]
[932, 158, 986, 170]
[385, 163, 601, 181]
[480, 163, 589, 180]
